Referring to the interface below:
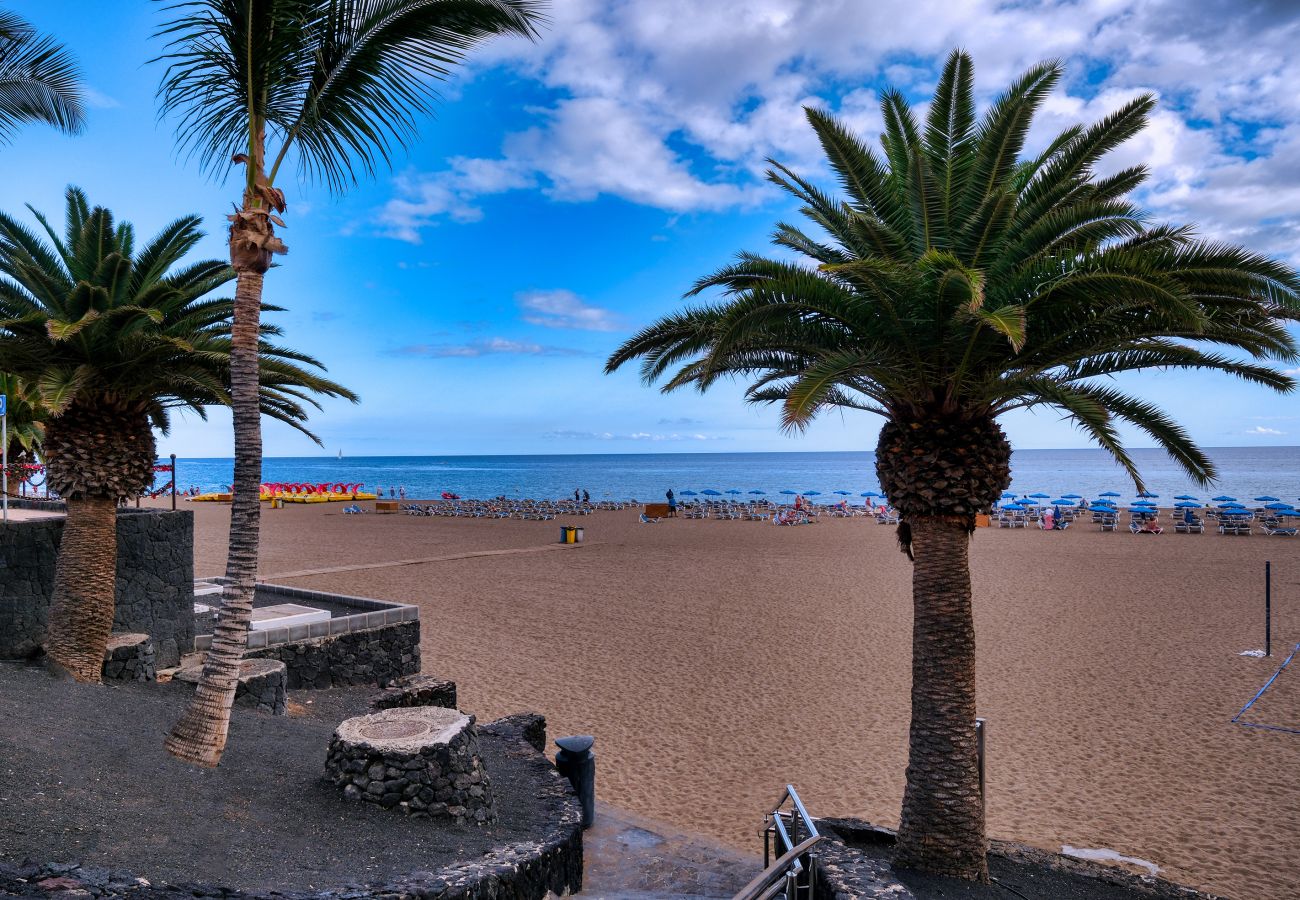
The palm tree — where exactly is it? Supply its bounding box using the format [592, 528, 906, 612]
[0, 186, 356, 682]
[0, 372, 46, 474]
[606, 51, 1300, 881]
[152, 0, 546, 767]
[0, 9, 84, 142]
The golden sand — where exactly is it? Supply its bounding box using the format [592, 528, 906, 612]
[164, 498, 1300, 898]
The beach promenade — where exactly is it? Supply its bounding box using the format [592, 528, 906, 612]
[161, 498, 1300, 899]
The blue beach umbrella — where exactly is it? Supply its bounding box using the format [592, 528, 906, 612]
[1100, 491, 1121, 497]
[779, 490, 797, 495]
[701, 489, 722, 496]
[1219, 501, 1245, 508]
[1001, 502, 1023, 510]
[1028, 492, 1051, 499]
[1175, 502, 1200, 508]
[1138, 491, 1159, 498]
[1061, 493, 1082, 499]
[1174, 495, 1198, 501]
[1212, 495, 1236, 502]
[1088, 505, 1114, 512]
[1265, 502, 1294, 510]
[1254, 496, 1281, 502]
[804, 490, 821, 496]
[726, 489, 743, 495]
[1051, 499, 1073, 505]
[749, 489, 766, 495]
[1001, 491, 1017, 498]
[680, 490, 698, 497]
[862, 491, 881, 497]
[833, 490, 852, 495]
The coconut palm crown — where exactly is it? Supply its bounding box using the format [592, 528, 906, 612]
[0, 9, 84, 142]
[607, 50, 1300, 881]
[0, 186, 356, 682]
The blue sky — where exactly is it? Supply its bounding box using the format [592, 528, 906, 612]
[5, 0, 1299, 457]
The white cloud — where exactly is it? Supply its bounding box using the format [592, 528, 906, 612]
[398, 338, 587, 358]
[82, 87, 119, 109]
[379, 0, 1300, 261]
[543, 428, 724, 441]
[1245, 426, 1285, 436]
[518, 289, 621, 331]
[379, 157, 534, 242]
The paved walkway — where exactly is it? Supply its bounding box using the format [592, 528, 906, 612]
[262, 543, 586, 580]
[578, 802, 757, 899]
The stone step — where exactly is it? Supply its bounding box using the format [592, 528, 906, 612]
[101, 633, 155, 682]
[173, 658, 287, 715]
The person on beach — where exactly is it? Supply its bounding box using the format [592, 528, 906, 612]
[399, 486, 405, 500]
[666, 488, 676, 517]
[389, 487, 395, 498]
[574, 488, 580, 503]
[582, 489, 590, 503]
[1140, 517, 1163, 534]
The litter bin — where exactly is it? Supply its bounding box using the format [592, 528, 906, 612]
[559, 526, 576, 544]
[573, 526, 584, 543]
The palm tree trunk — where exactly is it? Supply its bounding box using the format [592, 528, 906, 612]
[893, 514, 988, 882]
[165, 267, 264, 766]
[44, 495, 118, 682]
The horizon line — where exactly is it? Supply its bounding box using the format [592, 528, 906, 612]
[162, 445, 1300, 460]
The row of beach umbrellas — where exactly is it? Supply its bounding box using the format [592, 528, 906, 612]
[677, 489, 887, 499]
[674, 488, 1297, 515]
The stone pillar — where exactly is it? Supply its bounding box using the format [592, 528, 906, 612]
[325, 707, 495, 825]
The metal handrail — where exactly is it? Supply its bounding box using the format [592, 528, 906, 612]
[757, 785, 819, 900]
[732, 835, 822, 900]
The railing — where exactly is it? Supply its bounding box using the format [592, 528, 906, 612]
[733, 785, 820, 900]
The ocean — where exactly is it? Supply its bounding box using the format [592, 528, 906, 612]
[151, 447, 1300, 505]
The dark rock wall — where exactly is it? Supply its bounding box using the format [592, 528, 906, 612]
[0, 509, 194, 667]
[244, 620, 420, 689]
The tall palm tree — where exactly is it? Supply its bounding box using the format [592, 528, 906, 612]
[607, 51, 1300, 881]
[0, 9, 84, 142]
[0, 187, 356, 682]
[153, 0, 546, 767]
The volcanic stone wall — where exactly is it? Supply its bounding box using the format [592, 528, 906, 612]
[0, 508, 194, 666]
[244, 620, 421, 688]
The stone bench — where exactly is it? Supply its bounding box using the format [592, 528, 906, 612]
[174, 658, 287, 715]
[101, 633, 156, 682]
[370, 674, 457, 711]
[325, 706, 496, 825]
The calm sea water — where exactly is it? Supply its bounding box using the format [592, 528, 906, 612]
[153, 447, 1300, 504]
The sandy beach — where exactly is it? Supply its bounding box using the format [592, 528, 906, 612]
[162, 498, 1300, 899]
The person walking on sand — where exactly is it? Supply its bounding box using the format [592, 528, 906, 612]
[666, 488, 676, 517]
[399, 486, 405, 500]
[582, 489, 590, 504]
[574, 488, 580, 503]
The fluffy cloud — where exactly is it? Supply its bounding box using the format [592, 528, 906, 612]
[1245, 426, 1286, 436]
[382, 0, 1300, 259]
[543, 428, 721, 441]
[398, 338, 587, 358]
[518, 289, 621, 331]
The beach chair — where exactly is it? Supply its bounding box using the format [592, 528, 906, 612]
[1261, 522, 1298, 536]
[639, 512, 659, 524]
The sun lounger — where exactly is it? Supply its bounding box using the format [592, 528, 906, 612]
[639, 513, 659, 524]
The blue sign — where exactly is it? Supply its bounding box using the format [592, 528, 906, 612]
[0, 393, 6, 416]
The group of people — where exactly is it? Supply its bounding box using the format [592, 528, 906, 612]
[573, 488, 590, 504]
[375, 485, 406, 499]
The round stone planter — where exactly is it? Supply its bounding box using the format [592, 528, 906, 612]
[325, 706, 496, 825]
